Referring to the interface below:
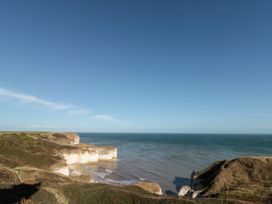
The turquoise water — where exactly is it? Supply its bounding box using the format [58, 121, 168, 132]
[77, 133, 272, 194]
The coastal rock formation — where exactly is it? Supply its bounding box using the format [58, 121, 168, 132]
[61, 144, 117, 165]
[191, 157, 272, 203]
[191, 190, 201, 198]
[178, 185, 191, 197]
[0, 132, 117, 177]
[53, 166, 70, 176]
[135, 181, 163, 195]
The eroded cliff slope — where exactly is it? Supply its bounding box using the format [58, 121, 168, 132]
[193, 157, 272, 203]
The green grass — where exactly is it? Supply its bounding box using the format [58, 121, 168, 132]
[0, 133, 64, 169]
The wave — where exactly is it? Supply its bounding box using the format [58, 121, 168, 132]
[105, 168, 113, 173]
[93, 171, 110, 179]
[138, 176, 145, 181]
[105, 178, 136, 185]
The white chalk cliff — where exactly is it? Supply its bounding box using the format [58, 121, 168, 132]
[61, 144, 117, 164]
[178, 185, 191, 197]
[54, 166, 70, 176]
[46, 133, 117, 176]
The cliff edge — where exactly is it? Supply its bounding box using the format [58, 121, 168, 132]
[0, 132, 117, 176]
[191, 157, 272, 203]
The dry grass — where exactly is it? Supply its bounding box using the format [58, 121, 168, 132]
[20, 198, 34, 204]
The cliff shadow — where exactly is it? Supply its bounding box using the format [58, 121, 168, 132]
[0, 182, 41, 204]
[165, 177, 191, 195]
[165, 190, 177, 195]
[174, 177, 191, 193]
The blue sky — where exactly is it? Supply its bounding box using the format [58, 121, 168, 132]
[0, 0, 272, 133]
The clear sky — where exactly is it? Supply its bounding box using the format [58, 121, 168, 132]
[0, 1, 272, 133]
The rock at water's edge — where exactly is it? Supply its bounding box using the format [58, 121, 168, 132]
[135, 181, 163, 195]
[192, 190, 202, 198]
[178, 185, 191, 197]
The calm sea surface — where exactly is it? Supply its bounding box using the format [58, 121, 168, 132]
[71, 133, 272, 194]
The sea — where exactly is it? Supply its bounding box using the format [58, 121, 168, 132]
[68, 133, 272, 194]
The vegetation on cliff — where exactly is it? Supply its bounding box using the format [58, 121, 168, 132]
[194, 157, 272, 203]
[0, 132, 270, 204]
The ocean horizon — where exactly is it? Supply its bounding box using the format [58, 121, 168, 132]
[68, 133, 272, 194]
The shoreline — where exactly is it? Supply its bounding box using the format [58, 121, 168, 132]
[0, 132, 271, 203]
[79, 132, 272, 193]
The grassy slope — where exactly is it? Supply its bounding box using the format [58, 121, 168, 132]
[1, 166, 244, 204]
[0, 132, 66, 169]
[196, 157, 272, 203]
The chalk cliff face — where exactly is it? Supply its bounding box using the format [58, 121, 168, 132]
[0, 132, 117, 177]
[60, 144, 117, 165]
[178, 185, 191, 197]
[45, 133, 118, 165]
[48, 134, 117, 175]
[53, 166, 70, 176]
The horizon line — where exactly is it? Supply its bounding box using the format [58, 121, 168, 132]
[1, 130, 272, 135]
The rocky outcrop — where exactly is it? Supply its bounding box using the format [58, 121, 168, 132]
[181, 157, 272, 203]
[53, 166, 70, 176]
[135, 181, 163, 195]
[60, 144, 117, 165]
[191, 190, 202, 198]
[0, 132, 117, 177]
[51, 135, 117, 175]
[178, 185, 191, 197]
